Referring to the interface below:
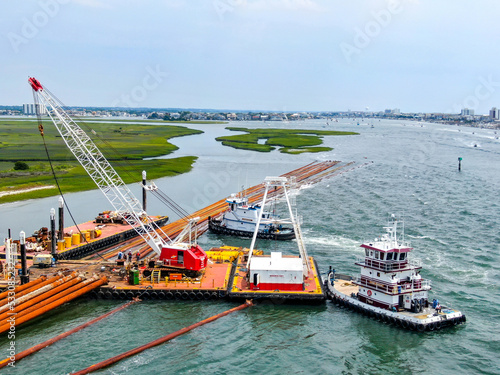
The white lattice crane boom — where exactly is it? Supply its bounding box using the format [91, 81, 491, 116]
[28, 77, 167, 254]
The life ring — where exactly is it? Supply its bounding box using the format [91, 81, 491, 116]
[367, 290, 372, 296]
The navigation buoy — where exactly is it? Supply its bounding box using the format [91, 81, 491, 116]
[458, 157, 462, 172]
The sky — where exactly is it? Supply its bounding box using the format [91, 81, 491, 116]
[1, 0, 500, 114]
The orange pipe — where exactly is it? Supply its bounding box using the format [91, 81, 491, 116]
[0, 272, 77, 314]
[0, 276, 47, 301]
[72, 300, 253, 375]
[1, 276, 99, 324]
[0, 276, 107, 335]
[0, 273, 65, 305]
[87, 161, 352, 260]
[0, 299, 138, 369]
[0, 276, 82, 322]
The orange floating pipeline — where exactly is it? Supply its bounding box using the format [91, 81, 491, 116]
[0, 298, 138, 369]
[72, 300, 253, 375]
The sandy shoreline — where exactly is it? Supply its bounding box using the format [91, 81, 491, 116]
[0, 185, 55, 198]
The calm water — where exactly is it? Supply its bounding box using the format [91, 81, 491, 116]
[0, 119, 499, 374]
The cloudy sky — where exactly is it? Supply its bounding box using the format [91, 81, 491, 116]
[2, 0, 500, 113]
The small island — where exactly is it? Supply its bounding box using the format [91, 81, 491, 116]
[216, 127, 358, 154]
[0, 120, 203, 203]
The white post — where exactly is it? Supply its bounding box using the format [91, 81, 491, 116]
[4, 238, 11, 278]
[246, 182, 270, 269]
[282, 180, 310, 274]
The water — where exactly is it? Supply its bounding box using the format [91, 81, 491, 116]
[1, 119, 499, 374]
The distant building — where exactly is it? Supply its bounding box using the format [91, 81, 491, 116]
[385, 108, 400, 115]
[23, 103, 46, 115]
[489, 107, 499, 120]
[461, 108, 474, 116]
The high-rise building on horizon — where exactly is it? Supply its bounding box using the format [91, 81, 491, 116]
[461, 108, 474, 116]
[489, 107, 499, 120]
[23, 103, 46, 115]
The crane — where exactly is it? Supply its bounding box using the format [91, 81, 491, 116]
[28, 77, 207, 274]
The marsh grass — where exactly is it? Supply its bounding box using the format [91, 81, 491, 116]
[0, 120, 202, 203]
[216, 127, 358, 154]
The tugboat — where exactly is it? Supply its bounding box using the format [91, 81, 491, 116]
[325, 215, 466, 331]
[208, 193, 295, 240]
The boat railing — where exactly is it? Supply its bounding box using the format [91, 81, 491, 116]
[354, 275, 431, 294]
[354, 275, 396, 294]
[421, 279, 431, 290]
[356, 256, 411, 272]
[409, 258, 422, 268]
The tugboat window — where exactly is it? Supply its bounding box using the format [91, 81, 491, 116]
[386, 253, 393, 261]
[375, 251, 379, 259]
[380, 253, 385, 260]
[400, 253, 407, 261]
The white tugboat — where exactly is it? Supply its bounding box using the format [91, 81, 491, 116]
[208, 194, 295, 240]
[325, 215, 466, 331]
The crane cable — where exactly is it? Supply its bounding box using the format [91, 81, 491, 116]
[32, 90, 107, 261]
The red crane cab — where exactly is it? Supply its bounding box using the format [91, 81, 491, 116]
[159, 244, 207, 272]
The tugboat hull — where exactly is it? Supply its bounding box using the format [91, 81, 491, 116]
[325, 272, 466, 332]
[208, 218, 295, 241]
